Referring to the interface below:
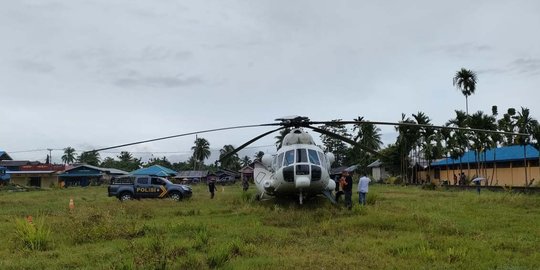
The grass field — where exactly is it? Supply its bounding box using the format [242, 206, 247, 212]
[0, 184, 539, 269]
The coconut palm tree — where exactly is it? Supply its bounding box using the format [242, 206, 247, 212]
[468, 111, 497, 181]
[395, 114, 419, 183]
[241, 155, 252, 167]
[351, 116, 382, 175]
[191, 137, 211, 170]
[78, 151, 100, 166]
[413, 112, 433, 182]
[498, 108, 517, 145]
[446, 110, 469, 177]
[513, 107, 539, 186]
[219, 145, 241, 170]
[453, 68, 478, 115]
[254, 151, 264, 162]
[61, 147, 76, 164]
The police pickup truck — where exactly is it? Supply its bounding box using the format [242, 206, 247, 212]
[108, 175, 192, 201]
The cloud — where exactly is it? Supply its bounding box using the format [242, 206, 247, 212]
[13, 59, 55, 73]
[113, 74, 203, 88]
[476, 68, 508, 75]
[509, 58, 540, 76]
[429, 43, 493, 57]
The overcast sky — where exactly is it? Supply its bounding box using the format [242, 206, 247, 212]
[1, 0, 539, 164]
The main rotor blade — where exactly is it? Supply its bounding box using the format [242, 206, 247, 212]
[219, 126, 286, 163]
[309, 120, 530, 137]
[306, 126, 382, 157]
[85, 123, 279, 153]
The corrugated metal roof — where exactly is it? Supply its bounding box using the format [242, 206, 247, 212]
[0, 160, 31, 166]
[130, 165, 177, 177]
[0, 151, 13, 160]
[102, 168, 129, 175]
[175, 170, 208, 178]
[7, 170, 56, 174]
[367, 160, 382, 168]
[432, 145, 539, 167]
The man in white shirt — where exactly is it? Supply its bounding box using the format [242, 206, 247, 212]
[358, 174, 371, 206]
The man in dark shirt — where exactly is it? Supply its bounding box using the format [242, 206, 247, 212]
[208, 179, 217, 199]
[342, 171, 353, 210]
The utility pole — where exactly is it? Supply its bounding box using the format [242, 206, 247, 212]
[47, 148, 52, 165]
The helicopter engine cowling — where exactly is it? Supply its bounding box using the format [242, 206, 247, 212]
[261, 154, 273, 168]
[325, 152, 335, 165]
[326, 180, 336, 191]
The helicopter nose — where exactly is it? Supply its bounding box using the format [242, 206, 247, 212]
[295, 176, 310, 189]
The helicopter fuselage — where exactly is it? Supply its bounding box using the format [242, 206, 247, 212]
[254, 128, 336, 200]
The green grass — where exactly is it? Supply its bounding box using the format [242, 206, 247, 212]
[0, 184, 539, 269]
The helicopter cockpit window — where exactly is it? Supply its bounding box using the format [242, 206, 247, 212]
[318, 152, 326, 165]
[308, 149, 320, 165]
[296, 149, 307, 163]
[284, 150, 295, 166]
[277, 153, 284, 168]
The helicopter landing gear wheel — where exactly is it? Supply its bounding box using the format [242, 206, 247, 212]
[299, 190, 303, 205]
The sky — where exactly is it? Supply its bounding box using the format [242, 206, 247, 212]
[1, 0, 540, 164]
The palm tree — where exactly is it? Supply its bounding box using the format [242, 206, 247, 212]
[446, 110, 469, 177]
[453, 68, 478, 115]
[351, 116, 383, 175]
[319, 120, 351, 167]
[219, 145, 240, 170]
[78, 151, 100, 166]
[61, 147, 76, 164]
[395, 114, 417, 183]
[468, 111, 497, 181]
[241, 155, 252, 167]
[513, 107, 539, 186]
[498, 108, 517, 145]
[254, 151, 264, 162]
[191, 137, 211, 170]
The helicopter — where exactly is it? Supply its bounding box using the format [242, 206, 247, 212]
[86, 115, 529, 204]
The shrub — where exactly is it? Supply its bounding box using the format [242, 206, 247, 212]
[66, 208, 145, 244]
[13, 216, 52, 251]
[421, 182, 437, 190]
[366, 193, 378, 205]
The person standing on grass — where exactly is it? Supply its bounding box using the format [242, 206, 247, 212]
[208, 179, 217, 199]
[335, 173, 346, 203]
[342, 171, 353, 210]
[358, 174, 371, 206]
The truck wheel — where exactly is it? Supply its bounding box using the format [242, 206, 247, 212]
[169, 192, 182, 201]
[119, 192, 133, 201]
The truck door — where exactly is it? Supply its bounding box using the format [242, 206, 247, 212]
[134, 177, 152, 198]
[150, 177, 168, 198]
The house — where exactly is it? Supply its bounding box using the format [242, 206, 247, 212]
[131, 165, 177, 178]
[214, 168, 240, 184]
[0, 166, 9, 183]
[8, 170, 58, 188]
[367, 160, 390, 181]
[2, 161, 67, 188]
[239, 165, 254, 182]
[175, 170, 209, 184]
[0, 150, 13, 161]
[0, 160, 34, 171]
[58, 164, 128, 187]
[430, 145, 540, 186]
